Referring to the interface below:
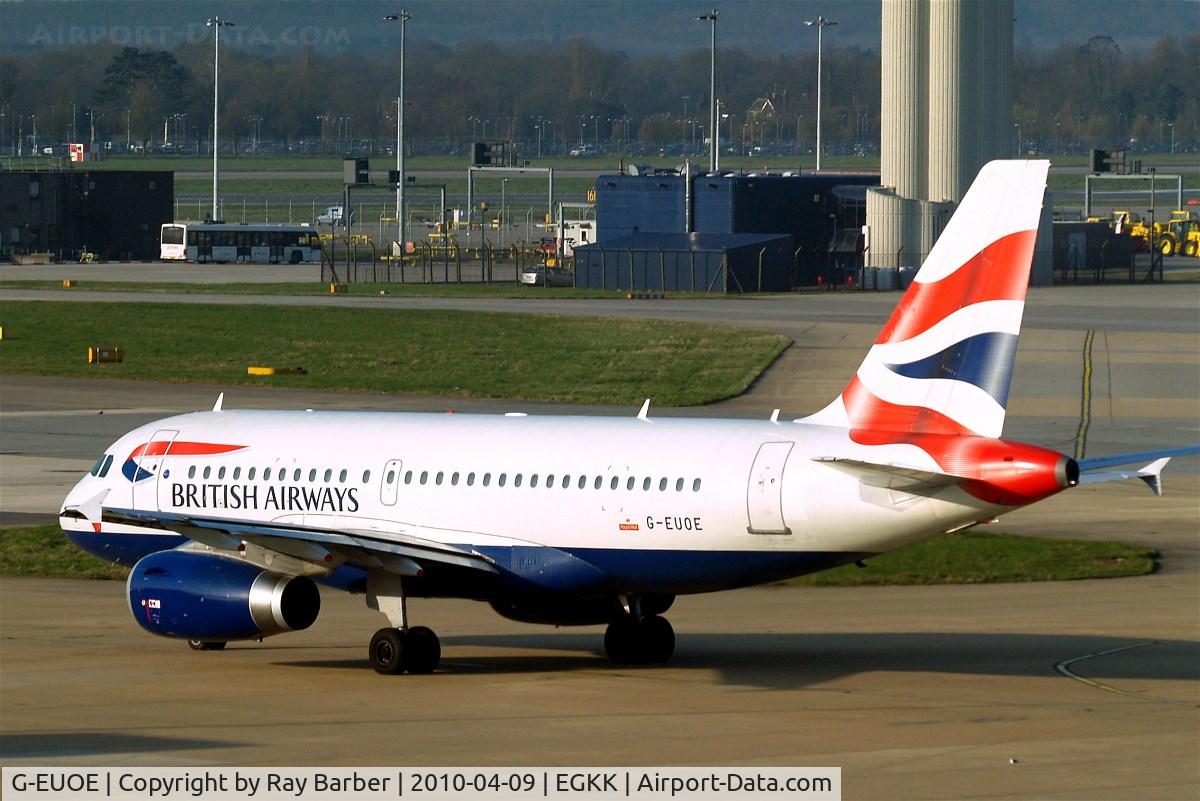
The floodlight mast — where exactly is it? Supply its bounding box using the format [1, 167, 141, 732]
[384, 11, 412, 251]
[805, 15, 837, 171]
[207, 16, 235, 221]
[696, 10, 719, 173]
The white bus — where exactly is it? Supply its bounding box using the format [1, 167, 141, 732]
[160, 223, 323, 264]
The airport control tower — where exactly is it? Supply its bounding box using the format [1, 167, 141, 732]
[865, 0, 1016, 279]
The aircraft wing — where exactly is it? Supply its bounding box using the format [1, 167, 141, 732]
[102, 506, 501, 577]
[1077, 446, 1200, 496]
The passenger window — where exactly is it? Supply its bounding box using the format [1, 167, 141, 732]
[693, 478, 702, 492]
[362, 470, 371, 483]
[435, 471, 444, 486]
[531, 474, 539, 488]
[610, 476, 618, 490]
[594, 476, 602, 489]
[404, 470, 413, 485]
[675, 478, 684, 492]
[659, 477, 667, 491]
[218, 467, 226, 479]
[626, 476, 635, 491]
[564, 475, 572, 489]
[483, 472, 492, 487]
[323, 469, 332, 482]
[188, 465, 197, 479]
[264, 468, 272, 480]
[467, 472, 476, 486]
[293, 469, 301, 481]
[642, 477, 651, 491]
[545, 474, 553, 488]
[339, 469, 347, 482]
[233, 467, 241, 480]
[249, 467, 256, 481]
[451, 472, 460, 486]
[308, 469, 317, 482]
[420, 471, 428, 485]
[203, 466, 212, 479]
[386, 470, 395, 485]
[515, 474, 523, 487]
[498, 473, 507, 487]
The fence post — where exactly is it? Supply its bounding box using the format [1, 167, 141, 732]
[757, 247, 766, 291]
[628, 248, 635, 292]
[659, 248, 666, 291]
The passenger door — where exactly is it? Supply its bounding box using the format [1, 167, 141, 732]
[746, 442, 793, 535]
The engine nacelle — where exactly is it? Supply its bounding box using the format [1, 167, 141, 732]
[128, 550, 320, 641]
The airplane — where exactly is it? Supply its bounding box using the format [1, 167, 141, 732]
[59, 159, 1198, 674]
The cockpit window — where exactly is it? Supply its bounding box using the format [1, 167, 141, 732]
[89, 454, 113, 477]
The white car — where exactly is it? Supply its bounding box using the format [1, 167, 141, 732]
[315, 205, 353, 225]
[520, 266, 573, 287]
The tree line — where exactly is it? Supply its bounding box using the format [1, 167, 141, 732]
[1, 33, 1195, 156]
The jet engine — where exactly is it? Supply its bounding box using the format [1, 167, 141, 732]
[127, 550, 320, 641]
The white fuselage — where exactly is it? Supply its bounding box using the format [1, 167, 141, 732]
[62, 409, 1001, 595]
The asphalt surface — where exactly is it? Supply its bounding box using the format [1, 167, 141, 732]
[0, 277, 1197, 798]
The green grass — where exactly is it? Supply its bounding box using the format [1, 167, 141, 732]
[787, 531, 1156, 586]
[0, 301, 788, 406]
[0, 525, 129, 580]
[0, 525, 1156, 584]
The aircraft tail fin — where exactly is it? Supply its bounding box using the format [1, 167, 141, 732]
[804, 159, 1050, 440]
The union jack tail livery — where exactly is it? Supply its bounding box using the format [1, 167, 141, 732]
[808, 159, 1049, 441]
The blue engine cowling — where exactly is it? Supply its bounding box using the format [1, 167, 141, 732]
[127, 550, 321, 641]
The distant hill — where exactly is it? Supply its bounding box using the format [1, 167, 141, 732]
[3, 0, 1196, 56]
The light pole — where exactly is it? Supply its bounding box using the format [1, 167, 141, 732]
[804, 15, 836, 171]
[384, 10, 411, 250]
[715, 99, 723, 171]
[696, 10, 719, 172]
[206, 15, 234, 222]
[1169, 122, 1175, 154]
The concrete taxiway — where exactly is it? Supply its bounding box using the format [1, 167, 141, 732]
[1, 281, 1197, 799]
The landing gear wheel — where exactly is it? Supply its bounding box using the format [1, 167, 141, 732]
[604, 617, 640, 664]
[369, 627, 406, 674]
[642, 615, 676, 663]
[187, 639, 226, 651]
[604, 615, 675, 665]
[404, 626, 441, 674]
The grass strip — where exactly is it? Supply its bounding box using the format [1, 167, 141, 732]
[0, 525, 129, 580]
[786, 530, 1156, 586]
[1, 525, 1155, 584]
[0, 300, 787, 406]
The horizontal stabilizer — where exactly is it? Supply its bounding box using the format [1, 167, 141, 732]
[814, 457, 960, 495]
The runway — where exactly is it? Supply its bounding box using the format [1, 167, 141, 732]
[1, 281, 1197, 799]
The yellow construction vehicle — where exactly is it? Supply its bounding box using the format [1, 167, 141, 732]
[1151, 210, 1200, 257]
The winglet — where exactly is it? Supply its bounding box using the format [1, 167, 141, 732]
[213, 392, 225, 412]
[637, 399, 651, 420]
[1078, 457, 1173, 495]
[1138, 457, 1170, 496]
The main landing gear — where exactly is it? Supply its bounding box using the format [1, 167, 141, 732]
[366, 571, 441, 675]
[369, 625, 441, 675]
[603, 595, 676, 665]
